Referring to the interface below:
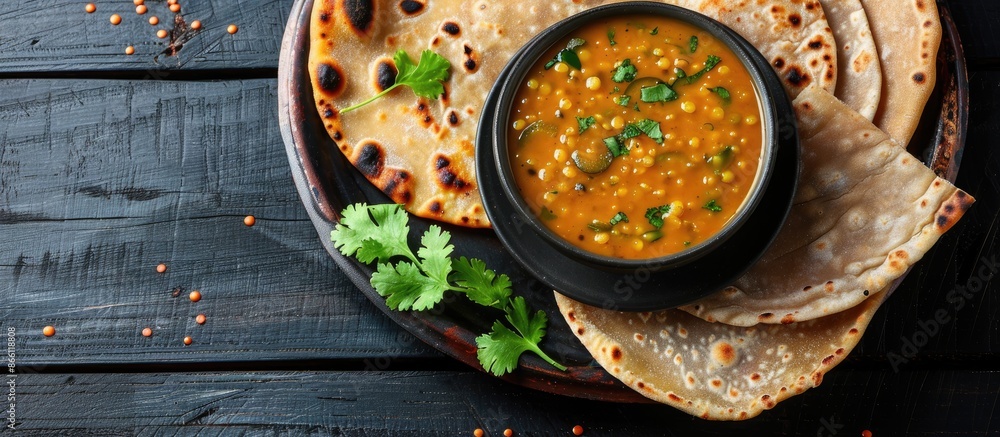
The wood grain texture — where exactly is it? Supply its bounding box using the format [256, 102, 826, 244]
[0, 79, 437, 366]
[5, 370, 1000, 435]
[0, 0, 291, 74]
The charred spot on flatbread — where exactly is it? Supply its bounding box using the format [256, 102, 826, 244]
[381, 169, 414, 205]
[441, 21, 461, 37]
[434, 154, 473, 192]
[315, 63, 346, 98]
[373, 58, 397, 92]
[784, 66, 808, 88]
[341, 0, 376, 37]
[398, 0, 424, 16]
[354, 142, 385, 178]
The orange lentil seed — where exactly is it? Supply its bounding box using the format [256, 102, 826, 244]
[227, 24, 239, 34]
[142, 327, 152, 337]
[85, 3, 96, 13]
[148, 16, 159, 25]
[167, 0, 177, 3]
[183, 336, 193, 345]
[244, 215, 256, 227]
[133, 0, 144, 5]
[196, 314, 207, 324]
[572, 425, 584, 436]
[125, 46, 135, 55]
[157, 29, 168, 38]
[156, 263, 167, 273]
[504, 429, 513, 437]
[473, 429, 484, 437]
[136, 5, 147, 14]
[190, 20, 202, 30]
[42, 326, 55, 337]
[189, 290, 202, 302]
[862, 431, 873, 437]
[110, 14, 122, 25]
[169, 3, 181, 12]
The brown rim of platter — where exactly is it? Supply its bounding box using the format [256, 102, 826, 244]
[277, 0, 969, 402]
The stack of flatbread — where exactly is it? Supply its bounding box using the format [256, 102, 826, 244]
[308, 0, 973, 419]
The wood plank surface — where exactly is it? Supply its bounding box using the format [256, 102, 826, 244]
[0, 0, 291, 74]
[0, 78, 438, 366]
[5, 370, 1000, 435]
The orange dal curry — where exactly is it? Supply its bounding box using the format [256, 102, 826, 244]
[509, 16, 763, 259]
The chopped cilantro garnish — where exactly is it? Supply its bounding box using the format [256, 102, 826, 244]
[708, 86, 731, 103]
[689, 35, 699, 53]
[545, 38, 585, 70]
[650, 27, 659, 35]
[341, 49, 450, 114]
[639, 83, 678, 103]
[611, 59, 638, 83]
[616, 95, 631, 107]
[633, 119, 664, 144]
[645, 204, 671, 228]
[540, 206, 558, 220]
[609, 212, 629, 226]
[683, 55, 722, 84]
[620, 124, 643, 140]
[604, 136, 629, 157]
[576, 115, 595, 134]
[703, 199, 723, 212]
[674, 67, 687, 79]
[611, 86, 620, 94]
[684, 241, 692, 246]
[607, 28, 617, 46]
[331, 203, 566, 376]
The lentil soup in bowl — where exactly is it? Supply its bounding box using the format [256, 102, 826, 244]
[476, 2, 799, 309]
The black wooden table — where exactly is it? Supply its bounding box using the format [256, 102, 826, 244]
[1, 1, 998, 435]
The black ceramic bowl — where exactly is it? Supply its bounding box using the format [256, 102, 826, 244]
[476, 2, 799, 310]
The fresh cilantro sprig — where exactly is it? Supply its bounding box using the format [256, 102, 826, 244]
[703, 199, 723, 212]
[330, 203, 566, 376]
[611, 59, 638, 83]
[683, 55, 722, 85]
[645, 204, 671, 228]
[576, 115, 595, 134]
[640, 83, 677, 103]
[708, 86, 731, 104]
[340, 49, 451, 114]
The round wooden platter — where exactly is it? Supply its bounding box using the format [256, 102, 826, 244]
[277, 0, 968, 402]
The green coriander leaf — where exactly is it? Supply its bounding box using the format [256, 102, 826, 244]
[540, 206, 558, 220]
[576, 115, 596, 134]
[607, 28, 617, 46]
[611, 86, 620, 94]
[645, 204, 671, 229]
[689, 35, 699, 53]
[684, 241, 692, 246]
[545, 39, 586, 70]
[451, 257, 512, 309]
[620, 124, 643, 139]
[609, 211, 629, 226]
[616, 95, 631, 107]
[650, 27, 659, 35]
[331, 203, 412, 263]
[708, 86, 731, 103]
[341, 50, 451, 114]
[416, 225, 453, 284]
[476, 297, 566, 377]
[639, 83, 678, 103]
[674, 67, 687, 79]
[611, 59, 637, 83]
[683, 55, 722, 85]
[634, 119, 664, 144]
[370, 261, 448, 311]
[604, 136, 629, 157]
[703, 199, 723, 213]
[506, 296, 546, 343]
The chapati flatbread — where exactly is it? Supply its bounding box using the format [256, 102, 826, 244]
[556, 286, 889, 420]
[817, 0, 882, 120]
[670, 0, 838, 98]
[860, 0, 941, 145]
[308, 0, 840, 227]
[681, 86, 973, 327]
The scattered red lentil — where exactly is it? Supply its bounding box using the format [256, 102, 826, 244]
[110, 14, 122, 25]
[157, 29, 168, 38]
[169, 3, 181, 13]
[183, 336, 193, 345]
[189, 290, 202, 302]
[572, 425, 584, 436]
[167, 0, 178, 4]
[142, 327, 152, 337]
[504, 429, 513, 437]
[473, 429, 484, 437]
[862, 431, 873, 437]
[244, 215, 256, 227]
[85, 3, 96, 13]
[42, 326, 55, 337]
[195, 314, 207, 325]
[190, 20, 202, 30]
[133, 0, 144, 5]
[156, 263, 167, 273]
[135, 5, 147, 15]
[125, 46, 135, 55]
[227, 24, 239, 34]
[148, 16, 159, 25]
